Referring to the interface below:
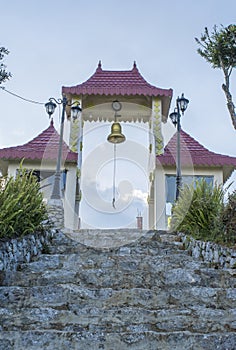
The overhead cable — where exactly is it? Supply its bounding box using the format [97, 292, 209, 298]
[0, 86, 45, 105]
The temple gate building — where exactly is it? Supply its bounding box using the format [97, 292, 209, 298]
[0, 62, 236, 230]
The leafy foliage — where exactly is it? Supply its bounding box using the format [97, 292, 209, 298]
[0, 166, 48, 238]
[222, 190, 236, 245]
[0, 46, 11, 85]
[195, 24, 236, 129]
[195, 25, 236, 69]
[170, 179, 225, 241]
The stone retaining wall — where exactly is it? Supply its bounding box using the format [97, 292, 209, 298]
[1, 228, 236, 272]
[179, 233, 236, 268]
[0, 227, 55, 271]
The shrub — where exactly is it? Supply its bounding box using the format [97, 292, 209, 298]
[222, 190, 236, 245]
[0, 165, 48, 238]
[170, 179, 225, 241]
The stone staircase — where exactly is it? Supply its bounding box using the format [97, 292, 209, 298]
[0, 229, 236, 350]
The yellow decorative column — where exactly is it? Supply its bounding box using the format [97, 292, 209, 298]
[69, 117, 80, 152]
[148, 98, 164, 229]
[153, 98, 164, 155]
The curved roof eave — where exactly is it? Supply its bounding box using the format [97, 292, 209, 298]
[0, 120, 78, 164]
[62, 61, 173, 100]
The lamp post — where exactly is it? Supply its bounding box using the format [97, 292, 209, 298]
[169, 93, 189, 200]
[45, 95, 81, 200]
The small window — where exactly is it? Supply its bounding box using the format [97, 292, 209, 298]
[165, 175, 214, 204]
[16, 169, 68, 191]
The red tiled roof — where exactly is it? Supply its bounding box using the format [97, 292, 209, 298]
[157, 130, 236, 167]
[0, 120, 77, 163]
[62, 61, 173, 97]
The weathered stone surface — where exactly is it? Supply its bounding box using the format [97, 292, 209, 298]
[0, 331, 236, 350]
[47, 200, 64, 229]
[180, 233, 236, 268]
[0, 229, 236, 349]
[0, 226, 55, 272]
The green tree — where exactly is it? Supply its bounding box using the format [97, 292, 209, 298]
[0, 46, 11, 85]
[195, 25, 236, 129]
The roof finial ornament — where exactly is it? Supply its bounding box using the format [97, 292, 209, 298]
[133, 61, 137, 69]
[50, 118, 54, 127]
[97, 60, 102, 71]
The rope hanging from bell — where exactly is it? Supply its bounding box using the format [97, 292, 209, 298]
[112, 144, 117, 208]
[107, 102, 126, 208]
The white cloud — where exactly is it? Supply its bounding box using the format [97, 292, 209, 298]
[132, 189, 148, 203]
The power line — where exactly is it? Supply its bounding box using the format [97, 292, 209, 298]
[0, 86, 45, 105]
[0, 86, 62, 124]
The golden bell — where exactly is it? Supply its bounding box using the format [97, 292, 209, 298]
[107, 122, 126, 144]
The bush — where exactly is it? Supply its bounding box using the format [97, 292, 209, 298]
[222, 190, 236, 245]
[170, 179, 225, 241]
[0, 166, 48, 238]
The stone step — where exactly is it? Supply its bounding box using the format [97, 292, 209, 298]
[0, 330, 236, 350]
[16, 251, 229, 278]
[44, 243, 186, 258]
[63, 229, 152, 249]
[13, 266, 209, 288]
[1, 229, 236, 349]
[50, 229, 148, 250]
[3, 259, 236, 289]
[0, 284, 236, 310]
[50, 230, 183, 252]
[16, 250, 203, 274]
[1, 304, 236, 333]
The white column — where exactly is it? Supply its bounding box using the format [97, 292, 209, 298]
[64, 165, 77, 230]
[66, 98, 83, 229]
[148, 182, 155, 229]
[155, 167, 167, 230]
[74, 101, 83, 229]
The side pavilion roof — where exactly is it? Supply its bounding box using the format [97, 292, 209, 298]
[0, 120, 77, 163]
[157, 129, 236, 182]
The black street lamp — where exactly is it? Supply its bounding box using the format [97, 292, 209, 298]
[169, 93, 189, 200]
[45, 95, 81, 200]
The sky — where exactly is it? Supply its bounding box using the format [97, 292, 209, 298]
[0, 0, 235, 228]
